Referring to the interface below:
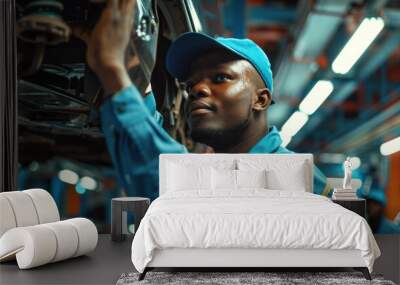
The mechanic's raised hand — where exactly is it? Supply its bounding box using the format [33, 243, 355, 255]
[72, 0, 136, 95]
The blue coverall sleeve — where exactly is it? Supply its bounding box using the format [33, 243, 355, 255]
[100, 85, 187, 199]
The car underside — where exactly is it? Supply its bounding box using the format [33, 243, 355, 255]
[16, 0, 200, 167]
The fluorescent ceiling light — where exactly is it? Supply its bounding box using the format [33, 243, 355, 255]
[29, 161, 39, 171]
[80, 176, 97, 190]
[75, 184, 86, 194]
[319, 154, 361, 169]
[299, 80, 334, 115]
[380, 136, 400, 156]
[349, 157, 361, 170]
[332, 17, 384, 74]
[281, 111, 309, 137]
[58, 169, 79, 184]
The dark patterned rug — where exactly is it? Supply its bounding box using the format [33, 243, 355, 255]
[116, 271, 396, 285]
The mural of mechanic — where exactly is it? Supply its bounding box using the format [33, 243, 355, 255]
[71, 0, 331, 201]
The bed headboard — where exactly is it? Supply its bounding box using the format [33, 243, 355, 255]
[159, 153, 314, 195]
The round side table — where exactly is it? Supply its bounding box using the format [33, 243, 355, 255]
[111, 197, 150, 242]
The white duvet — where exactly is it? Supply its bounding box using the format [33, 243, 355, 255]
[131, 190, 380, 273]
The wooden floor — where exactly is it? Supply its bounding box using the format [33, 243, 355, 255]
[0, 235, 398, 284]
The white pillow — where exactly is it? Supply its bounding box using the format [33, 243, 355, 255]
[211, 169, 268, 190]
[212, 168, 237, 190]
[237, 159, 309, 191]
[236, 169, 267, 189]
[266, 168, 307, 191]
[167, 163, 212, 191]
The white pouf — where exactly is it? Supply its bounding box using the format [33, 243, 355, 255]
[24, 189, 60, 224]
[0, 189, 98, 269]
[1, 191, 39, 227]
[0, 196, 17, 237]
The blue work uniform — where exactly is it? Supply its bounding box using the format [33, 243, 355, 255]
[100, 85, 331, 199]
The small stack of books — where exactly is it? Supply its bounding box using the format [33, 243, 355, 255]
[332, 188, 358, 200]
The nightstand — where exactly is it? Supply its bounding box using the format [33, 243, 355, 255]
[111, 197, 150, 242]
[332, 198, 366, 218]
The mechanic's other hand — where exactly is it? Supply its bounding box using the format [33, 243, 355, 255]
[72, 0, 136, 95]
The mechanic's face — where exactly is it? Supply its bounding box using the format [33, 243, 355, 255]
[185, 49, 264, 145]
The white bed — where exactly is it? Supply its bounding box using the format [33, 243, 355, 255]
[131, 154, 380, 280]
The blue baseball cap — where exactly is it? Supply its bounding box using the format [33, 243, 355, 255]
[166, 32, 274, 99]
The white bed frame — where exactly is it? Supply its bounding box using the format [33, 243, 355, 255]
[148, 248, 366, 267]
[139, 154, 371, 280]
